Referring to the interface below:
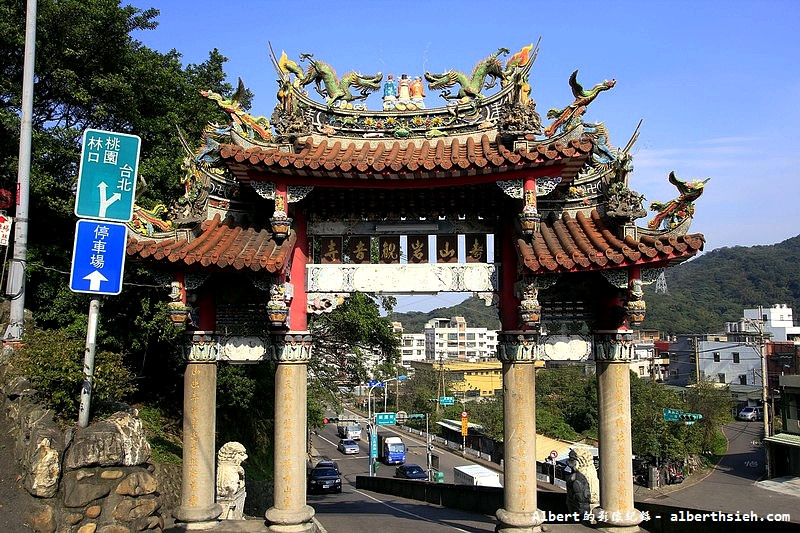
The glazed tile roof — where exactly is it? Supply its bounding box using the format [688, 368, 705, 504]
[126, 214, 295, 273]
[518, 210, 704, 274]
[218, 134, 592, 182]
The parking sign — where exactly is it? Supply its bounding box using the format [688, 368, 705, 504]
[74, 129, 140, 222]
[69, 220, 128, 295]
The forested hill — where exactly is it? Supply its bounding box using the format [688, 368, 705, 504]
[389, 235, 800, 335]
[646, 235, 800, 334]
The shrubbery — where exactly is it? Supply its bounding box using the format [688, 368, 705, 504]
[13, 328, 137, 421]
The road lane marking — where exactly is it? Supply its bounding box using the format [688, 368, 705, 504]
[354, 489, 472, 532]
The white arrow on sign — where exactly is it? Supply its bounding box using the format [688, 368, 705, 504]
[97, 182, 122, 218]
[83, 270, 108, 291]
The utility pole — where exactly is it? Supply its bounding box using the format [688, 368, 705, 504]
[4, 0, 36, 342]
[756, 308, 771, 478]
[693, 335, 700, 383]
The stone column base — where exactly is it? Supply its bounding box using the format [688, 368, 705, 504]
[265, 504, 316, 533]
[495, 507, 544, 533]
[172, 503, 222, 525]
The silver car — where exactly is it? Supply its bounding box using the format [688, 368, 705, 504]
[737, 406, 763, 421]
[337, 438, 360, 455]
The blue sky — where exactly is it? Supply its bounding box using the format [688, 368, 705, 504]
[130, 0, 800, 312]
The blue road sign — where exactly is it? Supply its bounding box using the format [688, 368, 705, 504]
[69, 220, 128, 295]
[75, 129, 140, 222]
[370, 432, 378, 459]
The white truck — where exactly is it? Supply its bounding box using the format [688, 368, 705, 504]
[336, 423, 362, 440]
[453, 464, 502, 487]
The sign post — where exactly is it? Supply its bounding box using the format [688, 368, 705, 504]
[461, 410, 468, 452]
[72, 128, 140, 428]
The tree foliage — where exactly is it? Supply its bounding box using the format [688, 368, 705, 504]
[1, 0, 245, 407]
[309, 292, 400, 392]
[629, 374, 697, 460]
[13, 328, 136, 420]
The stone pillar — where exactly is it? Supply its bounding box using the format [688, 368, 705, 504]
[593, 329, 642, 531]
[174, 331, 223, 525]
[265, 332, 315, 533]
[495, 331, 543, 533]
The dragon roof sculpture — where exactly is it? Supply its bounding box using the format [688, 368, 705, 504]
[126, 41, 706, 279]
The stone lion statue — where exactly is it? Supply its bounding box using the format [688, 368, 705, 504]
[565, 447, 600, 520]
[216, 441, 247, 519]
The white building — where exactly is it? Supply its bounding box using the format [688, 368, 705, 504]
[423, 316, 497, 361]
[399, 332, 426, 367]
[736, 304, 800, 342]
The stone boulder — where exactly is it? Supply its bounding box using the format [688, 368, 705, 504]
[65, 411, 151, 470]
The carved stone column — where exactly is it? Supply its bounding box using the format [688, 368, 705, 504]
[174, 331, 223, 525]
[593, 329, 643, 530]
[265, 332, 316, 533]
[495, 331, 543, 533]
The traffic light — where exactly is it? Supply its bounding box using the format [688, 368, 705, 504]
[407, 414, 425, 420]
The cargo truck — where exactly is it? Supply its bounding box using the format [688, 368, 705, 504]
[378, 434, 406, 465]
[453, 464, 502, 487]
[337, 423, 362, 440]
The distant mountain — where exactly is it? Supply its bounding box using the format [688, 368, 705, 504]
[389, 236, 800, 335]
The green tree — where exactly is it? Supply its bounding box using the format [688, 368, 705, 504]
[629, 374, 695, 460]
[1, 0, 243, 407]
[536, 366, 598, 438]
[308, 292, 400, 424]
[685, 376, 734, 454]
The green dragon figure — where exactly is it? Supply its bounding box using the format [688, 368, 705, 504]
[200, 78, 272, 140]
[291, 53, 383, 108]
[544, 70, 616, 137]
[648, 171, 710, 229]
[424, 47, 511, 103]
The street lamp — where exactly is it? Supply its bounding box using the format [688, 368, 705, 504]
[367, 375, 407, 477]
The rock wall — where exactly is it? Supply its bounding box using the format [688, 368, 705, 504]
[1, 345, 165, 533]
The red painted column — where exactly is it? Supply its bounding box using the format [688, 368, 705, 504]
[499, 214, 518, 331]
[288, 209, 308, 331]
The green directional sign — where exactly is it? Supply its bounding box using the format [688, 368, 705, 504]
[680, 412, 703, 425]
[663, 408, 683, 422]
[440, 396, 455, 406]
[375, 412, 396, 426]
[75, 129, 140, 222]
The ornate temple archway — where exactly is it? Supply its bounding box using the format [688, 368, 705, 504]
[126, 42, 705, 532]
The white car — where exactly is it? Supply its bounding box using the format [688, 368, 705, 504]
[337, 439, 360, 455]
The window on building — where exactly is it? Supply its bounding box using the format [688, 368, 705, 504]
[732, 352, 740, 364]
[718, 373, 726, 383]
[448, 333, 458, 341]
[638, 366, 645, 376]
[713, 352, 720, 362]
[739, 374, 747, 385]
[467, 333, 475, 340]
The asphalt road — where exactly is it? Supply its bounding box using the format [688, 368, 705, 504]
[636, 421, 799, 522]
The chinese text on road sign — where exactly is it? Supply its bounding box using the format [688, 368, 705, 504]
[69, 220, 128, 295]
[74, 129, 140, 222]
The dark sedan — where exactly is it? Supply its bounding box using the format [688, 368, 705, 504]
[395, 463, 427, 480]
[307, 466, 342, 493]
